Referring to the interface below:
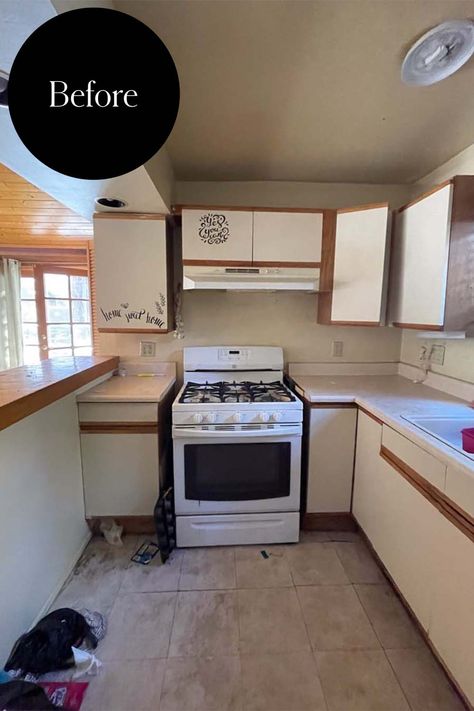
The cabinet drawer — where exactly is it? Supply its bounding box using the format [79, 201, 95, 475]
[381, 425, 446, 490]
[78, 402, 158, 423]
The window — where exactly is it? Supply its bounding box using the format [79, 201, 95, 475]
[20, 267, 93, 363]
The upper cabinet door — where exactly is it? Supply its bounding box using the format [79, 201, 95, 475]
[390, 184, 453, 329]
[252, 211, 323, 265]
[182, 209, 253, 263]
[94, 215, 171, 332]
[319, 203, 390, 325]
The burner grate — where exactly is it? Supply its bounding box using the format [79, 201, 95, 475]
[179, 380, 296, 404]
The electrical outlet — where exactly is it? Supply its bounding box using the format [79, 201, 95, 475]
[332, 340, 344, 357]
[140, 341, 156, 357]
[430, 344, 445, 365]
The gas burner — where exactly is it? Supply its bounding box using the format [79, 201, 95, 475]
[179, 380, 296, 404]
[180, 382, 222, 404]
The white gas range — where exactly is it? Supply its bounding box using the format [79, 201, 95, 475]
[172, 346, 302, 547]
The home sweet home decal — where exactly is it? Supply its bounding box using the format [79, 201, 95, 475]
[198, 213, 230, 245]
[100, 292, 166, 329]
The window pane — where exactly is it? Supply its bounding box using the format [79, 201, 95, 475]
[21, 277, 35, 299]
[23, 346, 41, 364]
[45, 299, 70, 323]
[73, 324, 91, 347]
[70, 275, 89, 299]
[71, 300, 90, 323]
[21, 300, 37, 323]
[22, 323, 39, 345]
[74, 346, 92, 356]
[44, 273, 68, 298]
[49, 348, 73, 358]
[47, 324, 71, 347]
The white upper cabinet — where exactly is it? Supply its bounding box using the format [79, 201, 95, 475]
[94, 215, 172, 332]
[389, 176, 474, 332]
[390, 183, 452, 329]
[182, 209, 253, 263]
[253, 211, 323, 264]
[318, 203, 390, 325]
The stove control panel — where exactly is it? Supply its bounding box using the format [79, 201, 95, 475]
[173, 409, 302, 426]
[218, 348, 249, 362]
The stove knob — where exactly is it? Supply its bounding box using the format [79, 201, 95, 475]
[204, 413, 217, 424]
[192, 413, 204, 424]
[257, 412, 270, 423]
[232, 413, 242, 423]
[270, 412, 282, 422]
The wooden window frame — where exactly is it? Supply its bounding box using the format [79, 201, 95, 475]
[20, 264, 95, 361]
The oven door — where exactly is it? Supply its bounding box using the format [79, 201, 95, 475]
[173, 425, 301, 515]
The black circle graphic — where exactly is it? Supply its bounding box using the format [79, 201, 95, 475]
[8, 8, 179, 179]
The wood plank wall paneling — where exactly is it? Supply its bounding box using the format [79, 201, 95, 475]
[0, 164, 93, 241]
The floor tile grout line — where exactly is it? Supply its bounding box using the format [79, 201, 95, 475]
[294, 583, 319, 655]
[311, 648, 330, 711]
[352, 582, 386, 652]
[382, 646, 416, 711]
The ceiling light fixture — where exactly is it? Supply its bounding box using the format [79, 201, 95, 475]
[402, 19, 474, 86]
[95, 197, 127, 209]
[0, 70, 9, 108]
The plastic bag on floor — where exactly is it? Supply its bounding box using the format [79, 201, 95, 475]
[39, 648, 102, 683]
[4, 609, 98, 677]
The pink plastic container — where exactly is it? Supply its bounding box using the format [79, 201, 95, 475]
[461, 427, 474, 453]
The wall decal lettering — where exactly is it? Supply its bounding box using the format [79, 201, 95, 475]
[199, 213, 230, 245]
[100, 301, 164, 329]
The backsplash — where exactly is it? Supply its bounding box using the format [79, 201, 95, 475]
[99, 290, 401, 381]
[400, 331, 474, 385]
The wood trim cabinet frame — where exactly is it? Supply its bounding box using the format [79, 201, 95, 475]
[317, 204, 390, 326]
[94, 213, 174, 334]
[177, 205, 324, 268]
[390, 177, 474, 332]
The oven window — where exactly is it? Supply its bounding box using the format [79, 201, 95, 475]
[184, 442, 291, 501]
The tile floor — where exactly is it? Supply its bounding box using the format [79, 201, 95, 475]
[51, 530, 466, 711]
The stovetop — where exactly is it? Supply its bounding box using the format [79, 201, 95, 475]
[179, 380, 296, 404]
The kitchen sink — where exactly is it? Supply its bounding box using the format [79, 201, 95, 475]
[401, 416, 474, 461]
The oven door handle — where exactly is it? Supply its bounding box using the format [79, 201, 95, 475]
[172, 426, 301, 438]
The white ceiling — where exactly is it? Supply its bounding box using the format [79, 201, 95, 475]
[117, 0, 474, 184]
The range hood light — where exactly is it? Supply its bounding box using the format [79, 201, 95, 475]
[95, 197, 127, 209]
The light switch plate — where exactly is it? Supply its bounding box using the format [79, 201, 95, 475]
[332, 340, 344, 357]
[140, 341, 156, 357]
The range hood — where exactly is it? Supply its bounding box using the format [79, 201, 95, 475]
[183, 265, 320, 292]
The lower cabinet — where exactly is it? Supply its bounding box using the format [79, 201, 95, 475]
[353, 411, 474, 705]
[429, 514, 474, 703]
[306, 406, 357, 513]
[80, 432, 159, 516]
[78, 402, 161, 517]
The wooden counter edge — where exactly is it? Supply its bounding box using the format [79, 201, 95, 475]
[0, 356, 119, 432]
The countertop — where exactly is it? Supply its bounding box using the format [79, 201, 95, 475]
[76, 362, 176, 403]
[0, 356, 119, 431]
[76, 374, 176, 403]
[289, 373, 474, 475]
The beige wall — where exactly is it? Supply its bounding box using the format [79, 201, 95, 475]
[399, 144, 474, 383]
[100, 181, 412, 374]
[0, 392, 90, 665]
[100, 290, 402, 380]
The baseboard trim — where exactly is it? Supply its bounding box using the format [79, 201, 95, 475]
[86, 516, 155, 535]
[302, 512, 357, 531]
[355, 517, 472, 711]
[32, 529, 92, 625]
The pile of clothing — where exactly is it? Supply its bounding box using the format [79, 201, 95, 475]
[0, 608, 106, 710]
